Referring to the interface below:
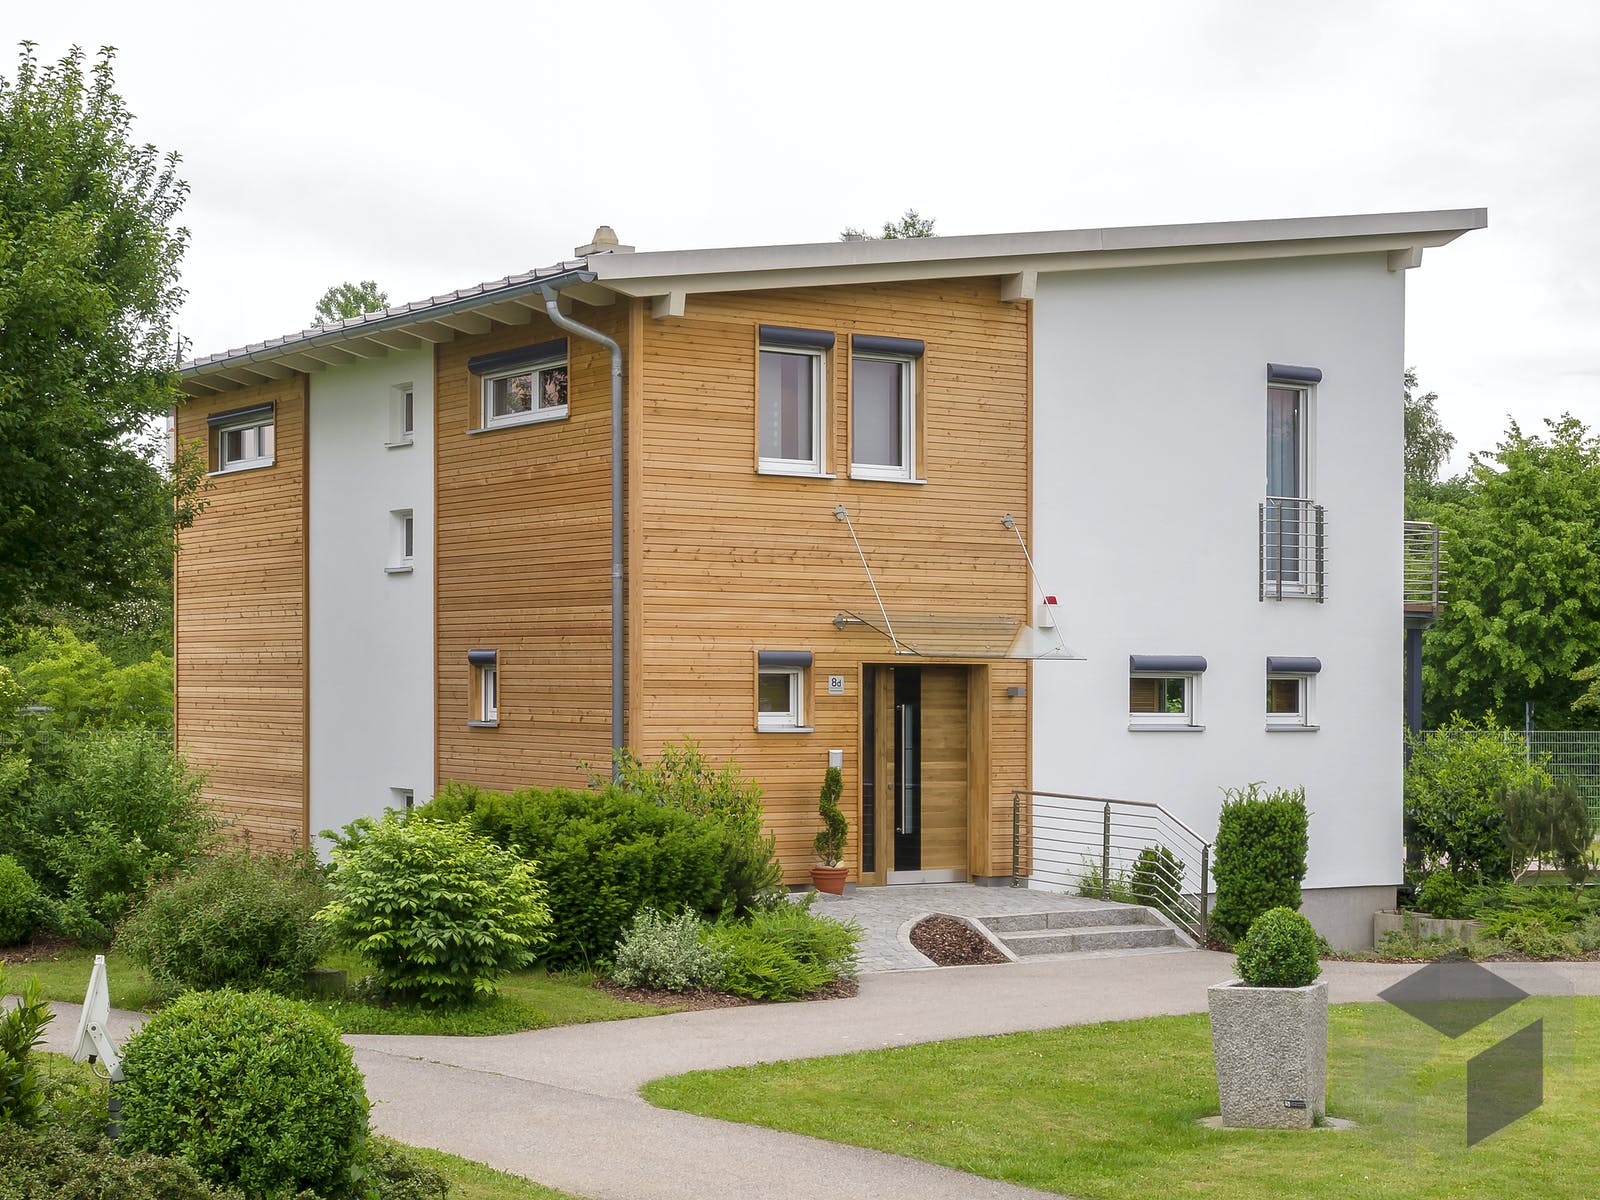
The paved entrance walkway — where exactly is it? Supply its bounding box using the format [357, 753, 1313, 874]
[39, 956, 1600, 1200]
[811, 882, 1180, 971]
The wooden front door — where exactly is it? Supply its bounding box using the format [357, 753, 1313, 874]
[862, 664, 969, 884]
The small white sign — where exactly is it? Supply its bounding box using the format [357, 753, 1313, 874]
[827, 674, 846, 695]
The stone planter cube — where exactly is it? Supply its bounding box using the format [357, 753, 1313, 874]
[1208, 978, 1327, 1129]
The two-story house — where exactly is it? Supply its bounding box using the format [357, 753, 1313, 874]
[175, 209, 1482, 943]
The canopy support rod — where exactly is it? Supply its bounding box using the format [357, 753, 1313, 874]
[1001, 512, 1067, 654]
[833, 505, 902, 653]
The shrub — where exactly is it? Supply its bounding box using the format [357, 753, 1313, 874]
[1375, 926, 1481, 961]
[1404, 716, 1552, 880]
[0, 854, 42, 947]
[1500, 777, 1593, 885]
[610, 907, 728, 992]
[360, 1139, 449, 1200]
[116, 849, 332, 997]
[1131, 844, 1185, 908]
[318, 813, 551, 1005]
[1414, 869, 1468, 920]
[1211, 783, 1310, 940]
[1235, 906, 1321, 988]
[1484, 917, 1581, 960]
[0, 1126, 240, 1200]
[0, 968, 52, 1127]
[1076, 857, 1138, 905]
[706, 901, 862, 1001]
[813, 767, 847, 867]
[715, 822, 786, 919]
[602, 739, 766, 839]
[423, 782, 727, 968]
[24, 729, 213, 942]
[118, 989, 369, 1197]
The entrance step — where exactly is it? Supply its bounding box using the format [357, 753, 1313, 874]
[977, 907, 1180, 957]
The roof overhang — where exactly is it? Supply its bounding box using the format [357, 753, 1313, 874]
[590, 208, 1487, 312]
[179, 266, 598, 396]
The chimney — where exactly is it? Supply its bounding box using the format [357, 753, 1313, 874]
[576, 225, 634, 256]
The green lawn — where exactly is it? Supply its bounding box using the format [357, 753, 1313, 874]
[644, 999, 1596, 1200]
[5, 945, 672, 1035]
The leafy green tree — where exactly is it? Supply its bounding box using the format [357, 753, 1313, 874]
[1403, 369, 1463, 520]
[6, 625, 171, 733]
[312, 279, 388, 326]
[840, 209, 936, 240]
[1422, 416, 1600, 728]
[0, 45, 203, 626]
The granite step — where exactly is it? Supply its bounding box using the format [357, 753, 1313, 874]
[992, 922, 1179, 956]
[978, 905, 1159, 934]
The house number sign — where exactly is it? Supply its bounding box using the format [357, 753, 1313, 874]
[827, 675, 846, 695]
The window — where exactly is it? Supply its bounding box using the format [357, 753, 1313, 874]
[468, 649, 498, 726]
[1264, 364, 1320, 595]
[1128, 654, 1206, 730]
[386, 509, 414, 573]
[757, 325, 833, 475]
[470, 339, 570, 430]
[391, 787, 415, 812]
[850, 334, 923, 481]
[1266, 656, 1320, 729]
[756, 650, 812, 731]
[209, 404, 275, 473]
[388, 383, 415, 446]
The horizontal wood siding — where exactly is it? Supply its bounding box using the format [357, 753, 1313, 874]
[174, 377, 308, 849]
[635, 281, 1031, 881]
[434, 304, 629, 791]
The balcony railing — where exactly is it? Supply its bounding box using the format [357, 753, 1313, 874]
[1259, 497, 1326, 602]
[1404, 520, 1446, 619]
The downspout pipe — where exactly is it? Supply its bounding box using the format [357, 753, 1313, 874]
[540, 282, 625, 767]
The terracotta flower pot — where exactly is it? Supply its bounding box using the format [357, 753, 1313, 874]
[811, 865, 848, 895]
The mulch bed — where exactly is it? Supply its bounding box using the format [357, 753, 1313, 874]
[596, 976, 859, 1010]
[0, 933, 77, 964]
[910, 915, 1009, 966]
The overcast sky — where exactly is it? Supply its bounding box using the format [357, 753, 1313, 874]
[14, 1, 1599, 470]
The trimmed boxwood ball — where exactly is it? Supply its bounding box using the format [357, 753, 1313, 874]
[1235, 906, 1321, 989]
[118, 989, 369, 1197]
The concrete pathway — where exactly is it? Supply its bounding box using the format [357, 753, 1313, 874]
[37, 954, 1600, 1200]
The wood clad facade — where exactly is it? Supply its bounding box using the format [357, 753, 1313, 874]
[174, 376, 309, 849]
[631, 280, 1032, 882]
[432, 302, 630, 790]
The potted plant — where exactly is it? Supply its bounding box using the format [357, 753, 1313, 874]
[1207, 906, 1327, 1129]
[811, 766, 848, 895]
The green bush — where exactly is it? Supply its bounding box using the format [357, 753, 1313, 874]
[602, 739, 766, 839]
[1076, 857, 1138, 905]
[1484, 916, 1581, 960]
[1414, 870, 1469, 919]
[0, 854, 42, 946]
[423, 782, 728, 969]
[1211, 783, 1310, 940]
[1500, 777, 1593, 885]
[0, 968, 52, 1127]
[1404, 716, 1552, 880]
[1235, 907, 1321, 988]
[116, 849, 332, 998]
[318, 813, 551, 1005]
[813, 767, 847, 867]
[0, 1126, 241, 1200]
[359, 1140, 449, 1200]
[23, 729, 213, 943]
[610, 907, 728, 992]
[1375, 926, 1481, 961]
[119, 989, 369, 1197]
[1131, 845, 1185, 908]
[706, 901, 862, 1001]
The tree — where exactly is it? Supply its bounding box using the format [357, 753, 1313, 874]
[840, 209, 936, 241]
[1403, 369, 1464, 521]
[312, 280, 388, 326]
[1422, 416, 1600, 728]
[0, 45, 202, 626]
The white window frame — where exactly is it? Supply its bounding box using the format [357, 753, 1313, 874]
[1266, 673, 1317, 730]
[390, 787, 415, 812]
[1265, 382, 1316, 595]
[1128, 672, 1202, 730]
[473, 663, 499, 725]
[850, 352, 916, 482]
[757, 667, 805, 731]
[481, 356, 569, 430]
[213, 410, 275, 474]
[386, 509, 414, 574]
[387, 383, 415, 447]
[757, 344, 826, 476]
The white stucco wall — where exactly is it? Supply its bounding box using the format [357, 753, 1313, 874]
[308, 350, 434, 841]
[1030, 255, 1406, 894]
